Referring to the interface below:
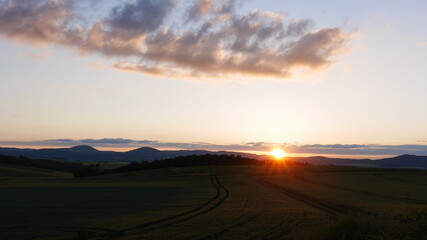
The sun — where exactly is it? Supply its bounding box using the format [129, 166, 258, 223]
[270, 149, 288, 160]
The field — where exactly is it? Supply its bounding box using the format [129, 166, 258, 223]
[1, 163, 427, 239]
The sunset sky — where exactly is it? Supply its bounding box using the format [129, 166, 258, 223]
[1, 0, 427, 157]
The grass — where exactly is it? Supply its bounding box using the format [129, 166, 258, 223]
[1, 164, 427, 239]
[260, 165, 427, 213]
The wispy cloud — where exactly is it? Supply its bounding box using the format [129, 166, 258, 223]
[89, 62, 103, 70]
[0, 0, 354, 79]
[26, 52, 50, 60]
[2, 139, 427, 156]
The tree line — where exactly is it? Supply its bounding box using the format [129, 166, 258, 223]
[0, 154, 93, 173]
[76, 154, 261, 177]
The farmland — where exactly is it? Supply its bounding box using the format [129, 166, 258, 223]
[1, 163, 427, 239]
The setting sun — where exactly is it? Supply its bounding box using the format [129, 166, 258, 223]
[270, 149, 288, 159]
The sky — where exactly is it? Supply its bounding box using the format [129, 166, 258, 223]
[1, 0, 427, 157]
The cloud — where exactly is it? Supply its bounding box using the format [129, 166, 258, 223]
[42, 138, 158, 145]
[79, 138, 158, 144]
[186, 0, 214, 22]
[0, 0, 353, 79]
[0, 0, 73, 44]
[107, 0, 176, 39]
[284, 144, 427, 156]
[299, 144, 366, 149]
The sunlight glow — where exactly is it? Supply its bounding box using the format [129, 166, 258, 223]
[270, 149, 288, 160]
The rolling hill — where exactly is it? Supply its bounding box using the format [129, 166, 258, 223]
[1, 146, 427, 169]
[0, 146, 261, 162]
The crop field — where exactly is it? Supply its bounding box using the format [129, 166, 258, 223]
[0, 164, 72, 178]
[1, 164, 427, 240]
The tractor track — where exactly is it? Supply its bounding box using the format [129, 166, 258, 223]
[196, 211, 258, 240]
[123, 175, 221, 232]
[124, 175, 229, 236]
[149, 176, 229, 229]
[196, 196, 267, 240]
[8, 175, 230, 239]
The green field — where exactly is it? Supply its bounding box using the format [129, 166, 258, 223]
[1, 163, 427, 240]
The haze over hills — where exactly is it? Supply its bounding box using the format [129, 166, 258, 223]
[1, 146, 427, 169]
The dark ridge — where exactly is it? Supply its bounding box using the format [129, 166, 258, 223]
[101, 154, 261, 176]
[127, 147, 160, 153]
[389, 154, 418, 159]
[68, 145, 99, 151]
[0, 154, 89, 173]
[375, 155, 427, 168]
[0, 146, 261, 162]
[1, 145, 427, 169]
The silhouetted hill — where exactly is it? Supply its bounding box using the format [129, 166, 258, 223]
[290, 155, 427, 169]
[1, 146, 427, 168]
[290, 156, 373, 167]
[101, 154, 261, 176]
[68, 145, 99, 152]
[0, 146, 261, 162]
[0, 154, 87, 173]
[127, 147, 159, 153]
[125, 147, 164, 161]
[373, 155, 427, 168]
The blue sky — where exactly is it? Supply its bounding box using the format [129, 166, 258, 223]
[0, 0, 426, 157]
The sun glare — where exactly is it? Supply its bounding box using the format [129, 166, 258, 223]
[270, 149, 288, 159]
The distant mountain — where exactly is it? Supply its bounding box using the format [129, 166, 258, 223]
[290, 156, 373, 167]
[68, 145, 99, 152]
[0, 146, 261, 163]
[1, 146, 427, 168]
[125, 147, 164, 161]
[290, 155, 427, 169]
[127, 147, 160, 154]
[373, 154, 427, 168]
